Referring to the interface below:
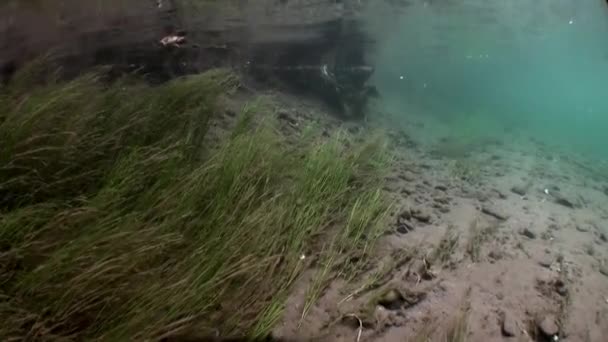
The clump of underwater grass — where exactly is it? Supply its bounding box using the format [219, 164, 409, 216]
[430, 224, 459, 266]
[0, 63, 389, 340]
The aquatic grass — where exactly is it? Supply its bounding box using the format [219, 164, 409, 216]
[465, 217, 498, 263]
[431, 224, 460, 266]
[0, 68, 232, 209]
[0, 67, 389, 340]
[298, 131, 391, 322]
[444, 289, 471, 342]
[448, 159, 483, 184]
[445, 309, 469, 342]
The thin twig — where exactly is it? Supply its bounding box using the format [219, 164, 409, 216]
[414, 271, 421, 285]
[345, 314, 363, 342]
[338, 284, 366, 304]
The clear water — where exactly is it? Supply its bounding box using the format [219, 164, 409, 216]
[364, 0, 608, 158]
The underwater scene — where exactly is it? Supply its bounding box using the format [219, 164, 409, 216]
[0, 0, 607, 341]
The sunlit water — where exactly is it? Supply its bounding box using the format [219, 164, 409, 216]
[364, 0, 608, 158]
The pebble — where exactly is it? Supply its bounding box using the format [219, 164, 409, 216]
[538, 315, 559, 337]
[599, 264, 608, 277]
[501, 311, 518, 337]
[520, 228, 537, 239]
[511, 185, 527, 196]
[435, 184, 448, 191]
[411, 208, 431, 223]
[538, 257, 553, 268]
[276, 110, 298, 125]
[554, 280, 568, 296]
[399, 209, 412, 220]
[553, 195, 575, 209]
[481, 205, 509, 221]
[396, 221, 414, 234]
[399, 171, 416, 182]
[488, 250, 503, 261]
[378, 289, 404, 310]
[396, 224, 409, 234]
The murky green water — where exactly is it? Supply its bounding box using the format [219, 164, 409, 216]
[366, 0, 608, 158]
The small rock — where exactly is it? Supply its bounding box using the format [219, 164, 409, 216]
[475, 191, 489, 202]
[411, 208, 431, 223]
[537, 315, 559, 337]
[556, 286, 568, 297]
[599, 264, 608, 277]
[540, 231, 553, 240]
[373, 305, 394, 328]
[501, 311, 518, 337]
[600, 232, 607, 242]
[400, 188, 413, 195]
[435, 184, 448, 191]
[433, 196, 450, 205]
[399, 209, 412, 220]
[488, 250, 503, 261]
[399, 172, 416, 182]
[520, 228, 536, 239]
[575, 225, 589, 232]
[378, 289, 404, 310]
[396, 221, 414, 234]
[481, 205, 509, 220]
[438, 206, 450, 213]
[553, 195, 575, 209]
[511, 185, 527, 196]
[396, 225, 408, 234]
[409, 259, 426, 275]
[277, 111, 298, 125]
[554, 279, 568, 296]
[538, 257, 553, 268]
[493, 189, 507, 199]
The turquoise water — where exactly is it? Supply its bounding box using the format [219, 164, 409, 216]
[365, 0, 608, 157]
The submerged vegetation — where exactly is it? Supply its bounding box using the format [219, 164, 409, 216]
[0, 64, 390, 340]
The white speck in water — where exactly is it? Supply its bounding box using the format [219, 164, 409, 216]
[569, 19, 574, 25]
[300, 254, 306, 260]
[423, 83, 427, 88]
[399, 75, 404, 80]
[544, 188, 550, 195]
